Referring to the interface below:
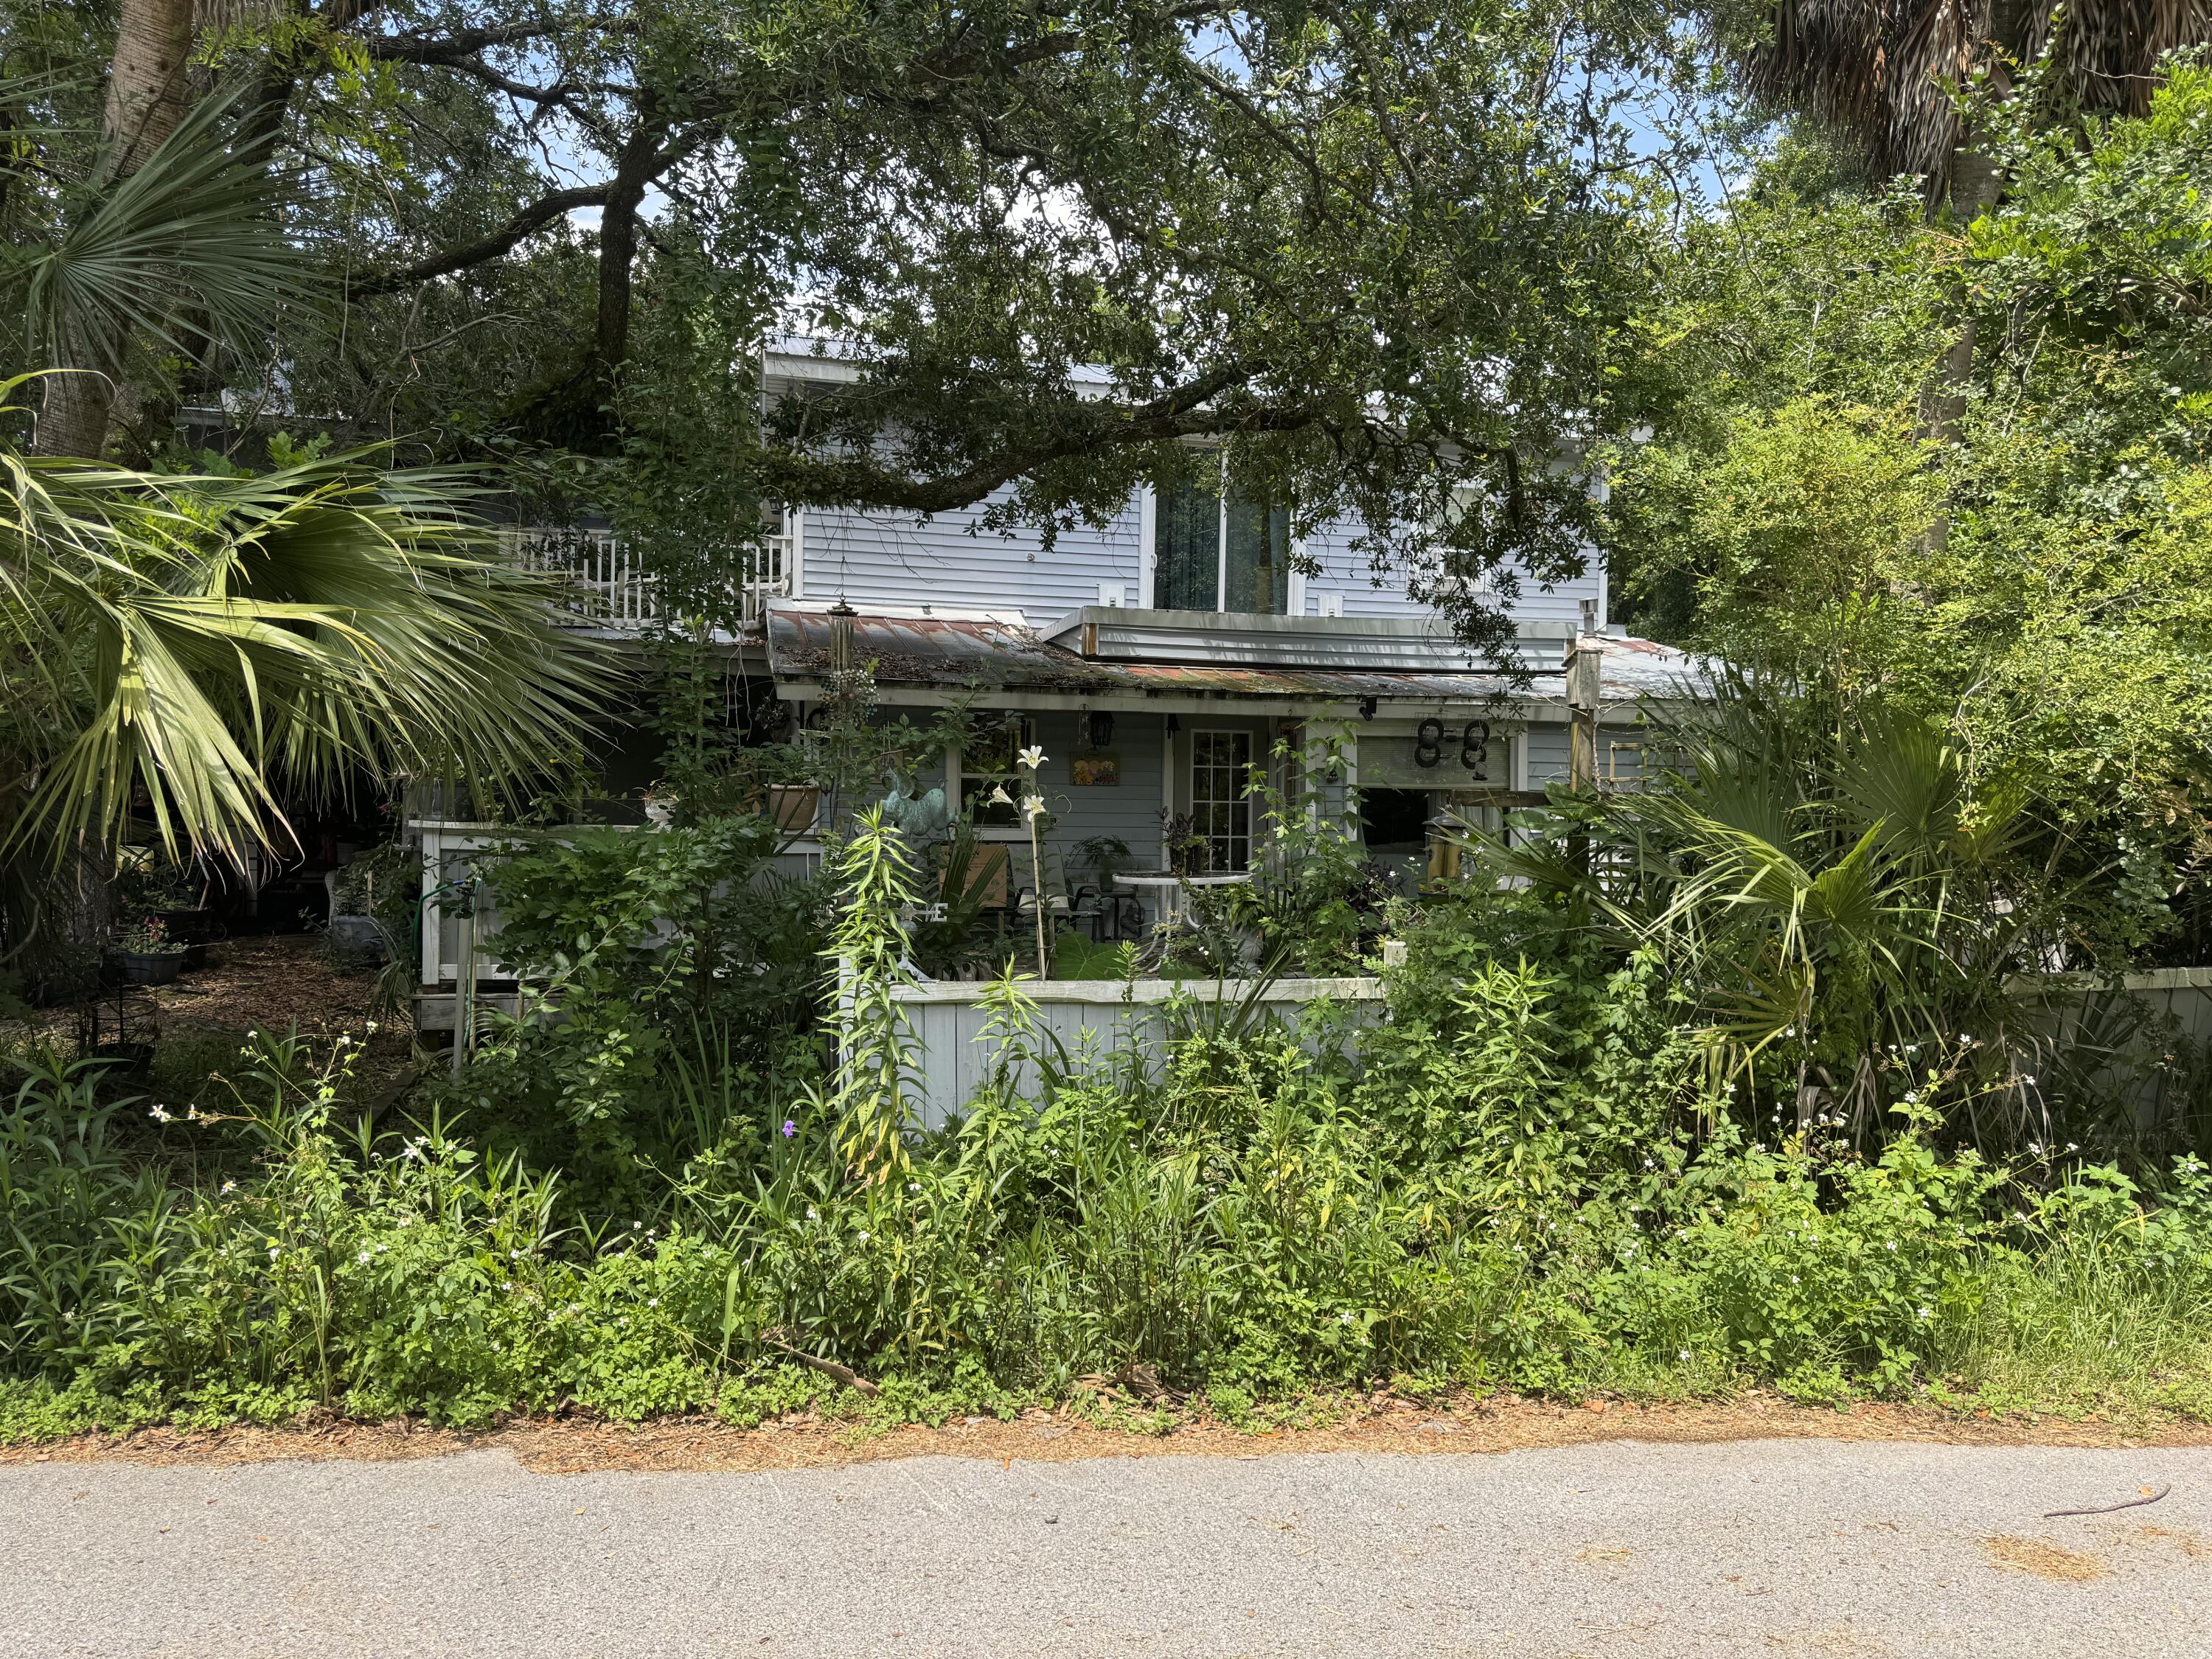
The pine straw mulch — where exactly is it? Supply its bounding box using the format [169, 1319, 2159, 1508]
[97, 933, 383, 1042]
[5, 933, 418, 1099]
[7, 1391, 2211, 1474]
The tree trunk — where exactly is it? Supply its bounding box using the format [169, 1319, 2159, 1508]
[1921, 151, 2006, 448]
[33, 0, 197, 459]
[1918, 0, 2031, 456]
[99, 0, 195, 182]
[32, 370, 117, 461]
[592, 111, 669, 378]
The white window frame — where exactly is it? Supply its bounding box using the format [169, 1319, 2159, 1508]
[1136, 486, 1157, 608]
[1429, 484, 1498, 601]
[1189, 727, 1256, 872]
[949, 715, 1038, 841]
[1141, 470, 1300, 618]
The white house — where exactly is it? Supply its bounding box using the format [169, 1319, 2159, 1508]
[420, 339, 1703, 996]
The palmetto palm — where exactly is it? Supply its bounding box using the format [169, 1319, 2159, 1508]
[1749, 0, 2212, 197]
[1479, 686, 2059, 1135]
[1, 66, 608, 877]
[1, 425, 610, 867]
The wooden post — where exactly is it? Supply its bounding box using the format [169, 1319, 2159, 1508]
[1566, 637, 1602, 791]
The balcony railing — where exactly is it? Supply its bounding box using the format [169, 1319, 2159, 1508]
[505, 511, 795, 629]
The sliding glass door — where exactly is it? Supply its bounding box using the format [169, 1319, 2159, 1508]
[1154, 479, 1290, 615]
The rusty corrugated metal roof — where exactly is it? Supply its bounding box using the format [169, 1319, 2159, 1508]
[767, 606, 1711, 705]
[770, 610, 1124, 694]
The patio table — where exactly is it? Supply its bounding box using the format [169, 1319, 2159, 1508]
[1114, 872, 1250, 931]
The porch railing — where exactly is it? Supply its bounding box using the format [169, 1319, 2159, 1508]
[505, 509, 795, 629]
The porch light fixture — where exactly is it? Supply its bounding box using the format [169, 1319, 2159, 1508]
[1357, 695, 1377, 721]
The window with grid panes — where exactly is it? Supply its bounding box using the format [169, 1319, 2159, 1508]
[1190, 730, 1254, 872]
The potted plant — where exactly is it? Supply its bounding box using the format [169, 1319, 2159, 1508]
[327, 844, 413, 968]
[1161, 811, 1208, 877]
[109, 916, 187, 987]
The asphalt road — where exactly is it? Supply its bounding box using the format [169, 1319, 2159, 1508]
[1, 1438, 2205, 1658]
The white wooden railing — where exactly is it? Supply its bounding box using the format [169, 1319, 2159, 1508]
[506, 509, 796, 629]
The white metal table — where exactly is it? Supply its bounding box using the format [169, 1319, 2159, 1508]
[1114, 871, 1251, 931]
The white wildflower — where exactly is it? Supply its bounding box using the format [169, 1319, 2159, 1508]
[1018, 745, 1046, 771]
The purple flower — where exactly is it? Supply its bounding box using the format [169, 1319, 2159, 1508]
[782, 1119, 797, 1138]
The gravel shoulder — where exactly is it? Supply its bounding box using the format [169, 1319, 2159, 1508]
[6, 1392, 2208, 1477]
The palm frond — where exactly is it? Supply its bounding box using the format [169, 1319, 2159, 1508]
[18, 81, 307, 379]
[2, 442, 616, 866]
[1747, 0, 2212, 198]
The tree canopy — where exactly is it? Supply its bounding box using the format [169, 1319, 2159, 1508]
[4, 0, 1715, 644]
[1604, 61, 2212, 961]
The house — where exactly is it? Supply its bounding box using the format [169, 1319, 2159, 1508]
[414, 341, 1704, 1002]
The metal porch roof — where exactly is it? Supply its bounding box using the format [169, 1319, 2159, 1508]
[765, 606, 1711, 707]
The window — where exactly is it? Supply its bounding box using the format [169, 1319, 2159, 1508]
[958, 715, 1035, 828]
[1359, 787, 1431, 856]
[1153, 479, 1291, 615]
[1427, 484, 1498, 599]
[1190, 730, 1254, 872]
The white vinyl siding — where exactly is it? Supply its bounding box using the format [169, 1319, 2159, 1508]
[1294, 517, 1606, 627]
[799, 489, 1141, 623]
[793, 490, 1601, 634]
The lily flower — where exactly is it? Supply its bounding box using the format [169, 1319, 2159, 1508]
[1023, 796, 1047, 821]
[989, 784, 1014, 807]
[1018, 745, 1046, 771]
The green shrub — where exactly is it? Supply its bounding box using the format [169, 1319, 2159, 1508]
[3, 877, 2209, 1438]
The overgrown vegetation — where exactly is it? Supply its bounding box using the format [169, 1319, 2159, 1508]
[3, 782, 2210, 1441]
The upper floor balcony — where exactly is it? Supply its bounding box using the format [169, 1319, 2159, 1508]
[504, 509, 798, 632]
